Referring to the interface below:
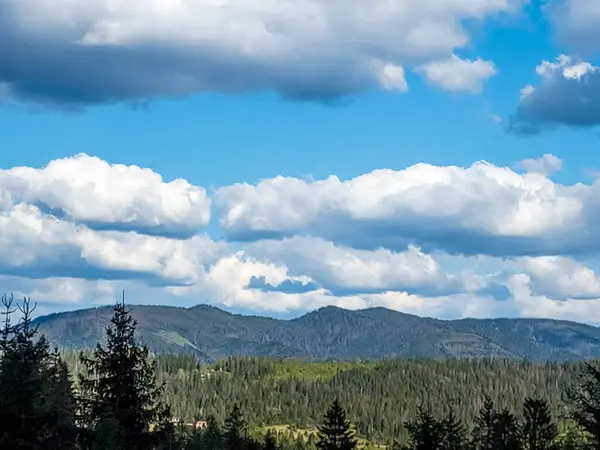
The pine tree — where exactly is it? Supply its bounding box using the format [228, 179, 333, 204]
[224, 404, 247, 450]
[492, 409, 522, 450]
[471, 396, 496, 450]
[0, 295, 78, 450]
[440, 409, 466, 450]
[41, 352, 78, 449]
[76, 295, 171, 450]
[202, 415, 224, 450]
[568, 362, 600, 449]
[522, 398, 557, 450]
[317, 399, 357, 450]
[404, 406, 443, 450]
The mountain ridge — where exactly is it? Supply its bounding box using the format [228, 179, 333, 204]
[33, 304, 600, 362]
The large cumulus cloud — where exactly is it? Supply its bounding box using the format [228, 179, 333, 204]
[0, 154, 210, 236]
[214, 156, 600, 257]
[7, 153, 600, 324]
[0, 0, 515, 107]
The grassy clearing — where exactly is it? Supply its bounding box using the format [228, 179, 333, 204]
[261, 424, 387, 448]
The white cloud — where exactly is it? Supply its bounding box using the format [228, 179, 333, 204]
[418, 54, 497, 93]
[8, 153, 600, 325]
[518, 256, 600, 300]
[509, 55, 600, 133]
[0, 202, 223, 285]
[0, 0, 520, 106]
[0, 153, 210, 236]
[244, 236, 466, 296]
[506, 273, 600, 324]
[517, 154, 563, 176]
[215, 160, 593, 256]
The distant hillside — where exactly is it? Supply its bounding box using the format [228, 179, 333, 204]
[33, 304, 600, 362]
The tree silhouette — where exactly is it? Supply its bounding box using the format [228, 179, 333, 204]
[403, 406, 443, 450]
[224, 404, 247, 450]
[568, 362, 600, 448]
[0, 295, 77, 450]
[264, 429, 280, 450]
[493, 409, 522, 450]
[440, 409, 466, 450]
[200, 415, 224, 450]
[471, 396, 497, 450]
[522, 397, 557, 450]
[317, 399, 357, 450]
[77, 295, 171, 450]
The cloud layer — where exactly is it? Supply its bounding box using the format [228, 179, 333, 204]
[0, 0, 516, 107]
[214, 156, 600, 257]
[4, 154, 600, 325]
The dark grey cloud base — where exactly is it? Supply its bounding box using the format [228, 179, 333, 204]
[0, 7, 377, 109]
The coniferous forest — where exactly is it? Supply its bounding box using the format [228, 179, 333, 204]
[4, 293, 600, 449]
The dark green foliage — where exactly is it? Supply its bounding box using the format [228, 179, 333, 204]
[439, 410, 467, 450]
[403, 406, 444, 450]
[224, 404, 248, 450]
[471, 397, 499, 450]
[264, 430, 280, 450]
[200, 415, 225, 450]
[76, 297, 171, 450]
[0, 295, 77, 450]
[522, 398, 557, 450]
[471, 397, 523, 450]
[33, 304, 600, 361]
[568, 362, 600, 448]
[492, 409, 522, 450]
[317, 399, 357, 450]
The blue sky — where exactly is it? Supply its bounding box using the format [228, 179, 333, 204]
[2, 0, 600, 322]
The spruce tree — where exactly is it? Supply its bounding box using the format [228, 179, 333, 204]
[202, 415, 224, 450]
[440, 409, 466, 450]
[522, 398, 557, 450]
[224, 404, 247, 450]
[41, 352, 78, 449]
[76, 296, 171, 450]
[317, 399, 357, 450]
[471, 396, 496, 450]
[492, 409, 522, 450]
[0, 295, 77, 450]
[404, 406, 443, 450]
[568, 362, 600, 449]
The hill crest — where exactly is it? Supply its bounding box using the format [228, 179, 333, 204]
[33, 303, 600, 362]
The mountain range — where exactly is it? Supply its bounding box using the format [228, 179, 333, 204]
[32, 304, 600, 362]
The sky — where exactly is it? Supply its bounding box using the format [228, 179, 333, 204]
[2, 0, 600, 323]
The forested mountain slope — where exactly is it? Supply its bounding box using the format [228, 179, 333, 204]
[34, 304, 600, 361]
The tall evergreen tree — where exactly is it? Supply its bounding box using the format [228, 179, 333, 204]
[316, 399, 357, 450]
[0, 295, 77, 450]
[76, 295, 171, 450]
[403, 406, 443, 450]
[440, 409, 466, 450]
[568, 362, 600, 449]
[202, 415, 225, 450]
[471, 397, 497, 450]
[41, 352, 78, 449]
[224, 404, 247, 450]
[522, 398, 557, 450]
[492, 409, 522, 450]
